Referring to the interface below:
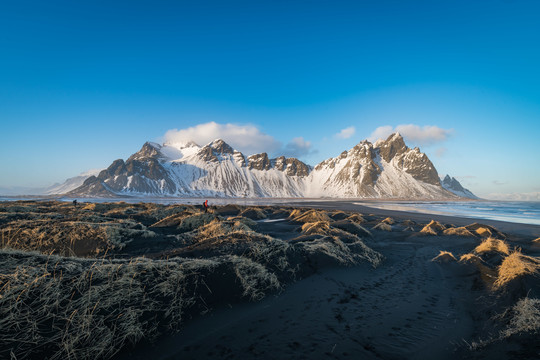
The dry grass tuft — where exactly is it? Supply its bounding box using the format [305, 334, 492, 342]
[501, 297, 540, 338]
[401, 219, 416, 227]
[0, 220, 154, 256]
[0, 201, 387, 359]
[460, 253, 483, 263]
[346, 213, 365, 224]
[177, 213, 217, 232]
[0, 250, 281, 360]
[331, 220, 372, 238]
[443, 227, 475, 237]
[289, 209, 332, 223]
[475, 227, 492, 237]
[328, 211, 349, 221]
[300, 235, 383, 269]
[238, 207, 267, 220]
[532, 238, 540, 246]
[198, 219, 253, 239]
[301, 221, 332, 235]
[381, 217, 395, 225]
[432, 250, 457, 263]
[465, 223, 506, 239]
[474, 237, 510, 256]
[494, 250, 540, 289]
[82, 203, 97, 211]
[372, 222, 392, 232]
[420, 220, 446, 235]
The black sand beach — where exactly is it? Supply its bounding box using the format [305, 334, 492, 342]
[116, 200, 540, 360]
[1, 200, 539, 360]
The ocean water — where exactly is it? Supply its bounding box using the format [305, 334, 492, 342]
[355, 201, 540, 226]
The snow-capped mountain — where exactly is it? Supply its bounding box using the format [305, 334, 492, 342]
[66, 133, 476, 199]
[306, 133, 450, 198]
[69, 139, 310, 198]
[45, 169, 103, 195]
[441, 175, 478, 199]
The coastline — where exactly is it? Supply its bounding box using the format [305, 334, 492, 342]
[286, 200, 540, 237]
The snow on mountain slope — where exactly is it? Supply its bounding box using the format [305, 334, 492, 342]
[70, 139, 310, 198]
[45, 169, 103, 195]
[68, 133, 475, 199]
[441, 175, 478, 199]
[306, 134, 454, 199]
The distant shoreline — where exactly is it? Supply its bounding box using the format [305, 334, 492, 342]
[2, 197, 539, 231]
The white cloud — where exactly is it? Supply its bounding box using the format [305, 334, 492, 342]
[369, 124, 453, 146]
[283, 137, 316, 158]
[368, 125, 394, 143]
[163, 121, 281, 156]
[335, 126, 356, 139]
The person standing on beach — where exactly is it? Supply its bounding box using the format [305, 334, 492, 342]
[203, 200, 209, 213]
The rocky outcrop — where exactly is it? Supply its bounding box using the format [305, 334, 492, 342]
[248, 153, 272, 171]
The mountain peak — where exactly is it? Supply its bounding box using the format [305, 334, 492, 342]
[377, 132, 408, 162]
[127, 142, 161, 161]
[441, 174, 478, 199]
[208, 139, 235, 154]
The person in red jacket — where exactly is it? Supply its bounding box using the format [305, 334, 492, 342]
[203, 200, 209, 213]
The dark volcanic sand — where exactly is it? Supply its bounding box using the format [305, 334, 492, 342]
[117, 201, 540, 360]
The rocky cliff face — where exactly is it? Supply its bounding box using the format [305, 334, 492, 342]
[67, 134, 476, 199]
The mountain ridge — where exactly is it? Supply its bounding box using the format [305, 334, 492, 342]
[66, 133, 476, 199]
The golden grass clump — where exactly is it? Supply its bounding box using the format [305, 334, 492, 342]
[443, 227, 475, 237]
[301, 221, 332, 235]
[82, 203, 97, 211]
[420, 220, 446, 235]
[372, 222, 392, 231]
[475, 227, 492, 237]
[238, 207, 267, 220]
[228, 216, 257, 228]
[460, 253, 483, 263]
[474, 237, 510, 256]
[289, 209, 332, 223]
[381, 217, 395, 225]
[198, 218, 253, 239]
[532, 238, 540, 246]
[431, 250, 457, 263]
[177, 213, 217, 232]
[346, 213, 365, 224]
[494, 250, 540, 289]
[464, 223, 506, 239]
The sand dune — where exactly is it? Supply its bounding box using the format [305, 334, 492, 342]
[1, 200, 539, 360]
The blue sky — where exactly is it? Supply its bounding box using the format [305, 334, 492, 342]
[1, 0, 539, 199]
